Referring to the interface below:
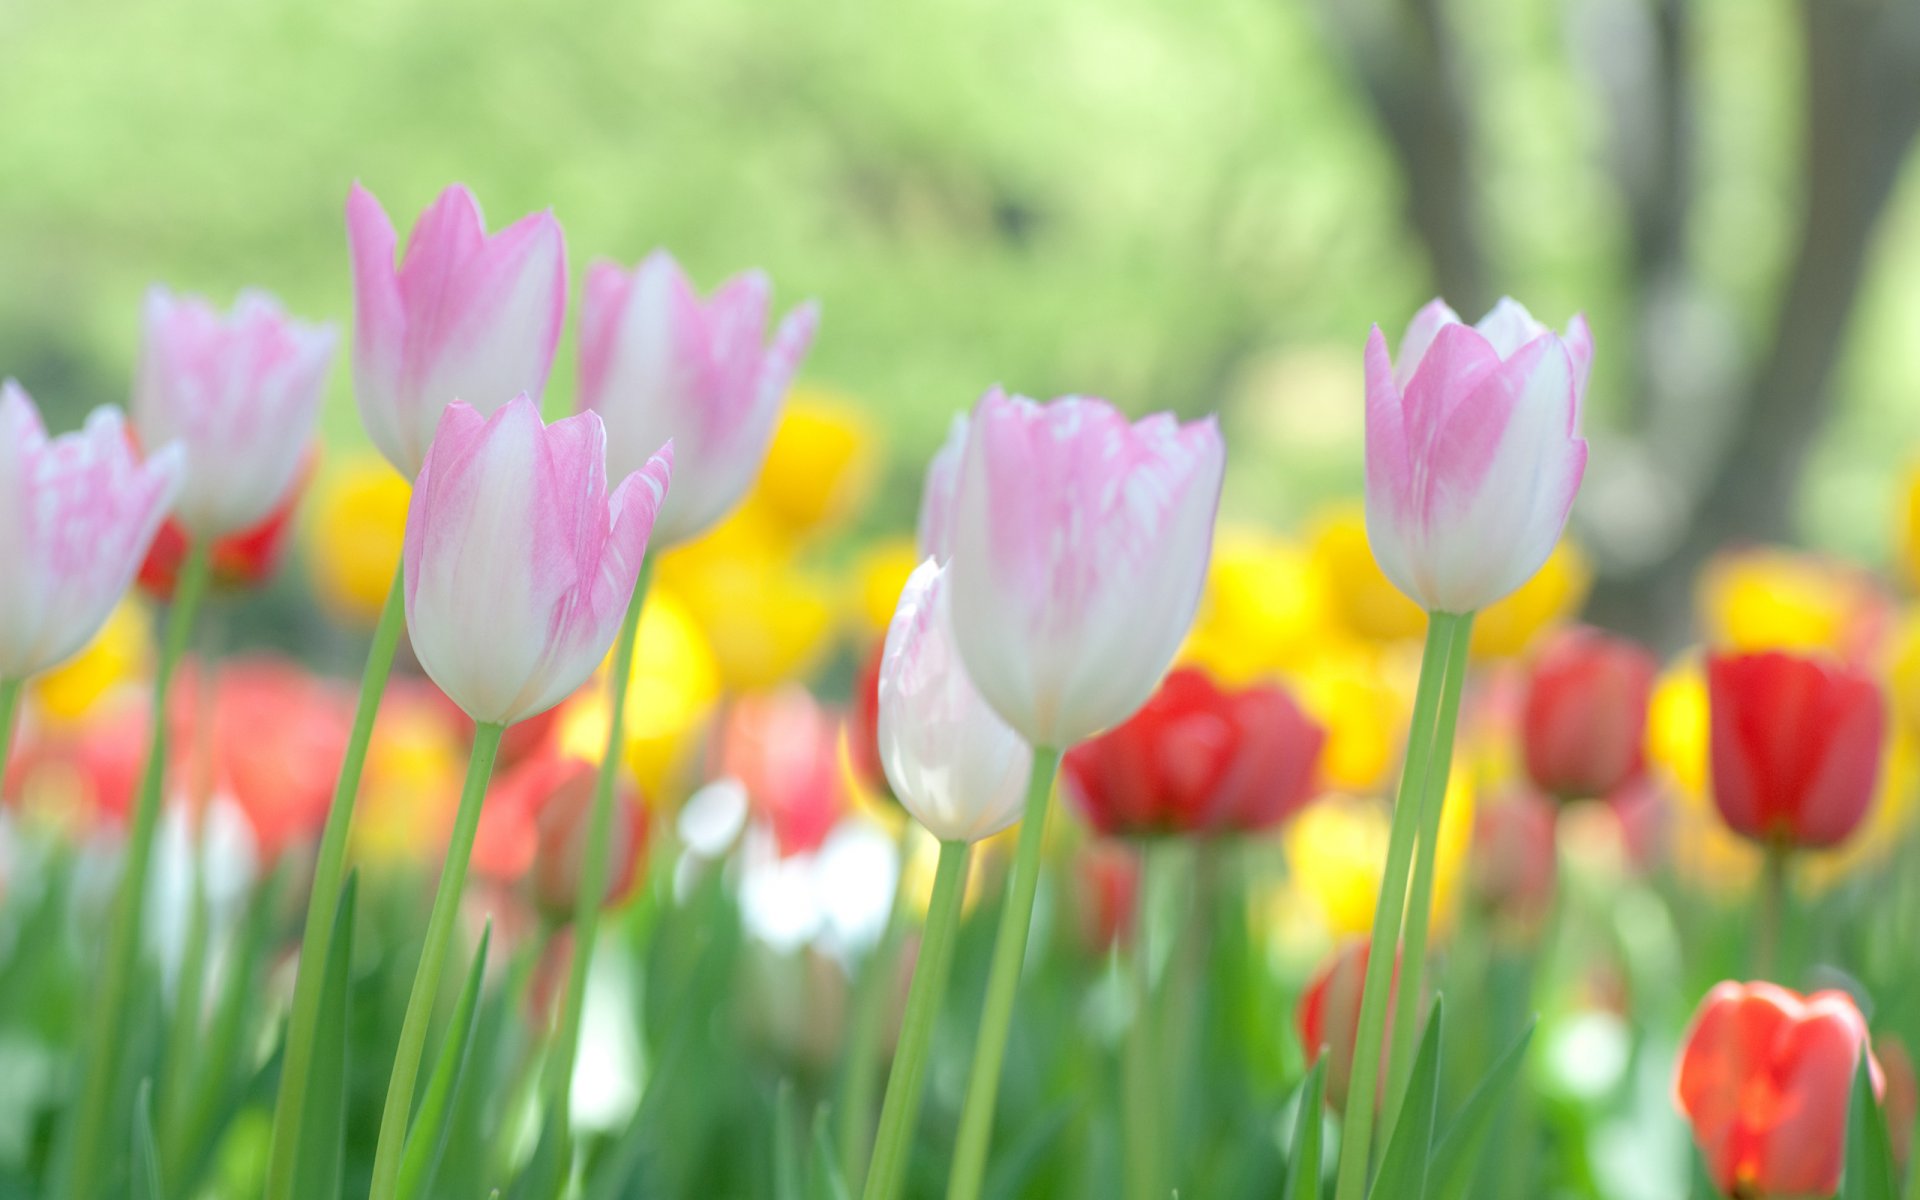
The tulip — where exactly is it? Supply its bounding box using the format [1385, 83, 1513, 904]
[0, 383, 182, 685]
[1520, 625, 1657, 800]
[132, 288, 333, 539]
[346, 182, 567, 476]
[1297, 940, 1398, 1111]
[578, 250, 818, 545]
[848, 637, 891, 799]
[1707, 651, 1885, 849]
[720, 686, 852, 858]
[402, 396, 672, 727]
[1062, 666, 1325, 837]
[1073, 840, 1140, 953]
[916, 413, 966, 559]
[1467, 792, 1558, 941]
[947, 389, 1225, 749]
[878, 559, 1034, 843]
[1675, 981, 1884, 1198]
[140, 450, 313, 599]
[1363, 297, 1590, 615]
[474, 751, 648, 923]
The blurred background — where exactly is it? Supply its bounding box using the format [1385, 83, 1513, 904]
[5, 0, 1920, 651]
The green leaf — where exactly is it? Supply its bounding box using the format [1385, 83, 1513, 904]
[983, 1104, 1074, 1200]
[396, 921, 492, 1200]
[1284, 1061, 1327, 1200]
[292, 871, 358, 1200]
[1369, 999, 1444, 1200]
[1844, 1049, 1898, 1200]
[809, 1108, 853, 1200]
[133, 1079, 165, 1200]
[1428, 1019, 1535, 1200]
[773, 1080, 804, 1200]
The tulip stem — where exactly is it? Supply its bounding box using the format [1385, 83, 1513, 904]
[1331, 614, 1457, 1200]
[62, 539, 211, 1200]
[1123, 840, 1163, 1200]
[840, 822, 922, 1189]
[863, 838, 972, 1200]
[0, 678, 21, 788]
[369, 720, 506, 1200]
[264, 562, 408, 1199]
[1384, 611, 1475, 1127]
[540, 558, 655, 1156]
[946, 746, 1062, 1200]
[1757, 841, 1792, 980]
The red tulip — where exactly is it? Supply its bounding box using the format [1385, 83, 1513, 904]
[1296, 940, 1397, 1111]
[846, 637, 891, 799]
[1879, 1035, 1917, 1170]
[473, 752, 648, 923]
[720, 687, 850, 857]
[1467, 792, 1558, 938]
[195, 658, 353, 862]
[1707, 651, 1885, 849]
[1073, 840, 1140, 954]
[1675, 981, 1884, 1198]
[1062, 667, 1325, 837]
[1520, 625, 1656, 799]
[138, 448, 315, 598]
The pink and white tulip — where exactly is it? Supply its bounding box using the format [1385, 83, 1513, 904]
[1364, 297, 1590, 615]
[0, 382, 182, 680]
[347, 183, 567, 476]
[402, 396, 672, 726]
[948, 390, 1225, 748]
[915, 414, 967, 561]
[578, 251, 818, 545]
[132, 288, 334, 539]
[878, 558, 1033, 843]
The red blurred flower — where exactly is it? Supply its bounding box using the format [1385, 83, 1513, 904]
[847, 637, 890, 799]
[1296, 939, 1397, 1111]
[1707, 651, 1885, 849]
[1073, 840, 1139, 954]
[1062, 667, 1325, 837]
[139, 448, 315, 597]
[1675, 981, 1884, 1198]
[194, 658, 352, 861]
[474, 752, 648, 923]
[1520, 625, 1656, 800]
[1467, 792, 1557, 938]
[720, 687, 850, 857]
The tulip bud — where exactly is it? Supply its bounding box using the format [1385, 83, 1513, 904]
[1062, 667, 1324, 837]
[1675, 981, 1884, 1198]
[878, 559, 1033, 843]
[132, 288, 332, 540]
[1296, 939, 1398, 1111]
[347, 182, 567, 477]
[1520, 625, 1657, 800]
[947, 389, 1224, 748]
[1364, 297, 1590, 614]
[578, 252, 818, 546]
[0, 383, 182, 682]
[915, 413, 967, 560]
[1706, 651, 1885, 849]
[402, 397, 671, 726]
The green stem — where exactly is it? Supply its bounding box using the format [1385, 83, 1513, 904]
[1123, 840, 1162, 1200]
[1384, 611, 1475, 1124]
[264, 563, 408, 1199]
[1757, 841, 1791, 980]
[369, 720, 507, 1200]
[62, 540, 211, 1200]
[1330, 615, 1456, 1200]
[157, 845, 211, 1186]
[840, 823, 922, 1190]
[945, 746, 1062, 1200]
[0, 677, 22, 789]
[862, 838, 972, 1200]
[540, 559, 654, 1143]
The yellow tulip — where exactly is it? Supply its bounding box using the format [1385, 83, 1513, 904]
[1469, 541, 1592, 660]
[1180, 527, 1333, 684]
[1898, 461, 1920, 593]
[848, 536, 922, 638]
[658, 511, 835, 693]
[31, 601, 152, 725]
[1310, 503, 1426, 643]
[1698, 546, 1890, 663]
[742, 390, 880, 541]
[1283, 772, 1475, 939]
[351, 696, 462, 865]
[307, 454, 409, 625]
[1294, 639, 1417, 795]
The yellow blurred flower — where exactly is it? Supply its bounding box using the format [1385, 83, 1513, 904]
[1181, 527, 1333, 684]
[658, 510, 835, 693]
[1888, 610, 1920, 739]
[740, 389, 880, 541]
[30, 601, 152, 725]
[351, 694, 462, 865]
[1699, 546, 1892, 664]
[848, 536, 921, 637]
[1647, 655, 1710, 802]
[1295, 639, 1416, 794]
[307, 454, 409, 625]
[554, 584, 722, 803]
[1310, 503, 1425, 643]
[1282, 771, 1474, 939]
[1469, 541, 1592, 660]
[1898, 461, 1920, 593]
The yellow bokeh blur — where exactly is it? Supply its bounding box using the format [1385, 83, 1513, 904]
[1310, 503, 1426, 643]
[1281, 770, 1475, 940]
[1887, 610, 1920, 739]
[1295, 640, 1417, 794]
[1698, 546, 1890, 663]
[848, 536, 921, 637]
[1181, 527, 1333, 684]
[351, 699, 462, 865]
[1898, 461, 1920, 594]
[739, 389, 880, 542]
[307, 454, 410, 625]
[1469, 541, 1592, 660]
[657, 509, 836, 694]
[30, 601, 152, 725]
[1647, 655, 1710, 802]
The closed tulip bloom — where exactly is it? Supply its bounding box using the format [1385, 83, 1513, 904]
[915, 413, 967, 560]
[347, 182, 567, 476]
[1521, 625, 1657, 800]
[1675, 981, 1884, 1198]
[1707, 651, 1885, 849]
[1296, 939, 1398, 1111]
[403, 396, 671, 726]
[578, 251, 819, 545]
[0, 383, 183, 680]
[878, 558, 1033, 842]
[1365, 297, 1591, 614]
[1062, 666, 1324, 837]
[948, 389, 1225, 748]
[133, 288, 333, 539]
